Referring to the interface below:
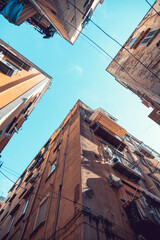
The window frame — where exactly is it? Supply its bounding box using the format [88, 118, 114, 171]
[127, 37, 138, 47]
[141, 29, 160, 45]
[14, 200, 29, 226]
[31, 197, 48, 236]
[46, 160, 57, 181]
[2, 216, 15, 239]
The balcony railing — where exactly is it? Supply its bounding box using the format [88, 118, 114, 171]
[112, 157, 142, 182]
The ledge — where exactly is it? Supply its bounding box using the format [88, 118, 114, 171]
[30, 221, 45, 238]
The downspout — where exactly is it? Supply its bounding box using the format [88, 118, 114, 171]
[52, 115, 72, 240]
[21, 145, 53, 239]
[43, 133, 63, 239]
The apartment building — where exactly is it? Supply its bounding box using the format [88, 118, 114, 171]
[0, 0, 103, 44]
[0, 100, 159, 240]
[0, 39, 52, 153]
[106, 0, 160, 125]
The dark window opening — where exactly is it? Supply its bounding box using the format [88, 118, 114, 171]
[43, 140, 50, 154]
[53, 139, 62, 152]
[9, 193, 16, 203]
[18, 171, 26, 187]
[10, 203, 20, 215]
[5, 59, 22, 72]
[5, 117, 17, 134]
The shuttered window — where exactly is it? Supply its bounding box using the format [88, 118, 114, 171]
[127, 37, 138, 46]
[22, 200, 29, 215]
[2, 216, 15, 238]
[141, 29, 159, 45]
[35, 199, 47, 229]
[7, 216, 15, 233]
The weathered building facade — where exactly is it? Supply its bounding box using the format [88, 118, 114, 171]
[106, 0, 160, 125]
[0, 0, 103, 43]
[0, 39, 52, 153]
[0, 100, 160, 240]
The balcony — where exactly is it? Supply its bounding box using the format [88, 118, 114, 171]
[93, 123, 126, 151]
[139, 145, 155, 159]
[112, 157, 142, 182]
[90, 112, 127, 138]
[124, 196, 160, 240]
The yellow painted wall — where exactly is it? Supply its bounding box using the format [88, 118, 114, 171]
[0, 74, 46, 109]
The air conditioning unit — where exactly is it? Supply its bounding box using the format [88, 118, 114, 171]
[108, 174, 123, 188]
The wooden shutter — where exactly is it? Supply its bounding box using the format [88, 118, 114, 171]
[35, 199, 47, 228]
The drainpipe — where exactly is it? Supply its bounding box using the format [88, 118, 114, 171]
[21, 145, 53, 239]
[52, 116, 71, 240]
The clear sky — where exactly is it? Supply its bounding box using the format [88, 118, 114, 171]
[0, 0, 159, 197]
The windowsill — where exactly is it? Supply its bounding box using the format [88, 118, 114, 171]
[30, 221, 45, 238]
[19, 189, 27, 199]
[14, 213, 24, 226]
[45, 171, 54, 182]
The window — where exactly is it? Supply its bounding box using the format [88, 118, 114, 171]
[5, 59, 22, 73]
[43, 140, 50, 154]
[22, 200, 29, 215]
[34, 199, 47, 230]
[127, 37, 138, 46]
[7, 216, 15, 232]
[2, 216, 15, 239]
[50, 161, 57, 174]
[9, 193, 16, 203]
[53, 139, 62, 152]
[10, 203, 20, 215]
[47, 160, 57, 180]
[17, 171, 26, 188]
[14, 200, 29, 226]
[141, 29, 159, 45]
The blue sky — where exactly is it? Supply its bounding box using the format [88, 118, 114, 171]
[0, 0, 159, 197]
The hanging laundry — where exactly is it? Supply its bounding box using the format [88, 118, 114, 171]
[0, 0, 26, 23]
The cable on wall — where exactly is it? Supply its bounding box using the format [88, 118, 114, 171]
[67, 0, 160, 81]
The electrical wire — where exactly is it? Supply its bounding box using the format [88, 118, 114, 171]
[0, 170, 84, 207]
[80, 34, 111, 62]
[1, 168, 19, 178]
[136, 124, 154, 137]
[67, 0, 160, 81]
[61, 18, 142, 87]
[144, 0, 160, 16]
[0, 170, 136, 237]
[2, 165, 20, 176]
